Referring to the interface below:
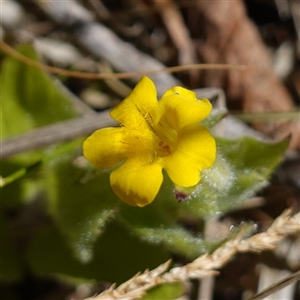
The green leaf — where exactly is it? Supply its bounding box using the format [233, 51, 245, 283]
[141, 283, 184, 300]
[27, 221, 169, 283]
[1, 44, 77, 140]
[134, 226, 214, 259]
[1, 44, 78, 207]
[182, 136, 289, 216]
[44, 140, 120, 263]
[117, 177, 214, 259]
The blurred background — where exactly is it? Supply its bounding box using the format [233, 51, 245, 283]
[1, 1, 299, 300]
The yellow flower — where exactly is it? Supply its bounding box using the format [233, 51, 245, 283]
[83, 76, 216, 207]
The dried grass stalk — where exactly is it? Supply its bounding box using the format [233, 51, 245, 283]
[86, 209, 300, 300]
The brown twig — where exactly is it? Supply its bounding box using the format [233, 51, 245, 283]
[0, 41, 246, 81]
[154, 0, 199, 86]
[32, 0, 247, 95]
[0, 112, 116, 159]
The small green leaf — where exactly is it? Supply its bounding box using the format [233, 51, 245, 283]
[0, 161, 41, 188]
[232, 109, 300, 122]
[201, 108, 227, 129]
[134, 226, 214, 259]
[1, 160, 44, 208]
[184, 136, 289, 216]
[142, 283, 184, 300]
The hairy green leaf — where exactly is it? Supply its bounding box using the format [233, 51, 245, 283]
[27, 221, 169, 283]
[183, 136, 289, 216]
[44, 141, 119, 263]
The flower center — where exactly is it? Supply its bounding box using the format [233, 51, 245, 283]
[156, 140, 172, 157]
[153, 116, 177, 157]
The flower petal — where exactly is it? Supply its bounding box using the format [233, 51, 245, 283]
[159, 87, 212, 131]
[163, 124, 216, 187]
[110, 76, 160, 128]
[110, 158, 163, 207]
[83, 127, 127, 169]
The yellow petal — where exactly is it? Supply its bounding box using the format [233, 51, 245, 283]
[159, 87, 212, 131]
[110, 76, 160, 128]
[83, 127, 127, 169]
[162, 124, 216, 187]
[110, 158, 163, 207]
